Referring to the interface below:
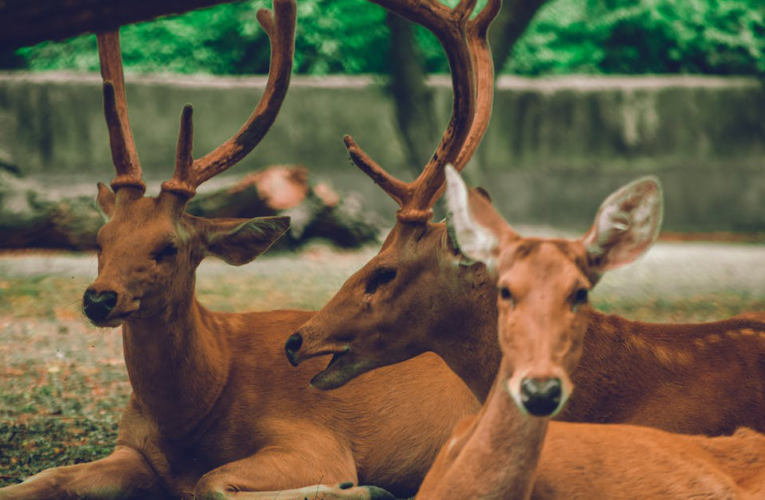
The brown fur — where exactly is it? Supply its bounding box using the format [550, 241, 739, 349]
[420, 394, 765, 499]
[0, 192, 479, 500]
[292, 178, 765, 441]
[417, 185, 765, 498]
[294, 221, 765, 436]
[0, 1, 486, 495]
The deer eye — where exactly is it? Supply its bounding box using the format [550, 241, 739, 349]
[365, 268, 397, 294]
[571, 288, 589, 309]
[499, 287, 513, 301]
[153, 243, 178, 263]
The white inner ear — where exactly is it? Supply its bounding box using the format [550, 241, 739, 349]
[445, 165, 498, 271]
[589, 204, 629, 254]
[95, 184, 115, 222]
[95, 204, 111, 223]
[585, 176, 663, 271]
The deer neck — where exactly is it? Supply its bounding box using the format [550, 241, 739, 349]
[122, 291, 230, 439]
[432, 280, 501, 402]
[562, 309, 653, 421]
[435, 375, 548, 499]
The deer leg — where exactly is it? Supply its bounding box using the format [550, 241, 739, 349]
[195, 483, 395, 500]
[0, 445, 167, 500]
[193, 445, 395, 500]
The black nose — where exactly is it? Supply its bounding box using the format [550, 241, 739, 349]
[83, 289, 118, 323]
[520, 377, 563, 417]
[285, 333, 303, 367]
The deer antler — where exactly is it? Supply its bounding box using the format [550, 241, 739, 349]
[453, 0, 500, 173]
[97, 0, 295, 200]
[97, 31, 145, 194]
[345, 0, 500, 224]
[161, 0, 296, 198]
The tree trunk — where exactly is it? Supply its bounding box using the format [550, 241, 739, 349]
[489, 0, 550, 76]
[386, 12, 440, 178]
[384, 1, 549, 191]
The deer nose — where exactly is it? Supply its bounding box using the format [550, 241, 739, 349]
[520, 377, 563, 417]
[83, 289, 119, 323]
[285, 333, 303, 367]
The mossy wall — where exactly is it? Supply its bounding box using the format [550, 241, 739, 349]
[1, 73, 763, 231]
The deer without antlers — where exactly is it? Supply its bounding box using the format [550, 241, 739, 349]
[414, 167, 765, 499]
[0, 2, 483, 498]
[289, 7, 765, 435]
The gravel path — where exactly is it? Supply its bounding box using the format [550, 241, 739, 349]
[1, 241, 763, 301]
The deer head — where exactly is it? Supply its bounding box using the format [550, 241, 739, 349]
[285, 0, 501, 393]
[445, 166, 663, 416]
[82, 0, 296, 327]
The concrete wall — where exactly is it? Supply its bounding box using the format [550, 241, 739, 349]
[1, 72, 764, 231]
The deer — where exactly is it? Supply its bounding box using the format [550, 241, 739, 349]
[285, 8, 765, 438]
[413, 166, 765, 499]
[285, 0, 500, 395]
[0, 1, 487, 498]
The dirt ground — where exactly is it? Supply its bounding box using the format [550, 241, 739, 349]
[1, 241, 765, 487]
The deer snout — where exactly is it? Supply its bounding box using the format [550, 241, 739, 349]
[285, 333, 303, 367]
[83, 289, 119, 324]
[520, 377, 563, 417]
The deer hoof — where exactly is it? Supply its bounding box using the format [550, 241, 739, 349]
[362, 486, 396, 500]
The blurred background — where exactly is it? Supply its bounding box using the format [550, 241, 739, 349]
[0, 0, 764, 487]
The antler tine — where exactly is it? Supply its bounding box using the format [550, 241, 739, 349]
[97, 30, 145, 194]
[343, 135, 412, 206]
[161, 0, 296, 199]
[174, 104, 194, 184]
[430, 0, 501, 205]
[345, 0, 479, 223]
[454, 0, 501, 170]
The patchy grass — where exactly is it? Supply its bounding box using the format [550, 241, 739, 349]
[1, 243, 765, 487]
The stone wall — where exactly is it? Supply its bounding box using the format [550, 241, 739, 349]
[1, 72, 763, 231]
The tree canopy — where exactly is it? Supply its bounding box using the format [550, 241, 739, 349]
[4, 0, 765, 75]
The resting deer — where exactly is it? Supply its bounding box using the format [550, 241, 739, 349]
[285, 0, 500, 394]
[414, 166, 765, 499]
[287, 8, 765, 437]
[0, 1, 484, 498]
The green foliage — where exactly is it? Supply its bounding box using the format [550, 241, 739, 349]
[8, 0, 765, 75]
[16, 2, 269, 75]
[509, 0, 765, 75]
[15, 0, 391, 75]
[293, 0, 388, 74]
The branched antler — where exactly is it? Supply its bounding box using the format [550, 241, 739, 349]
[161, 0, 296, 198]
[96, 0, 296, 200]
[347, 0, 501, 224]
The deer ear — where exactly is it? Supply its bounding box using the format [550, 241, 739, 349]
[96, 182, 116, 220]
[445, 166, 513, 271]
[205, 216, 290, 266]
[581, 176, 663, 275]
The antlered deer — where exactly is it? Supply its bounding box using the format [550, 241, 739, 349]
[287, 11, 765, 437]
[0, 1, 486, 498]
[414, 166, 765, 499]
[285, 0, 500, 396]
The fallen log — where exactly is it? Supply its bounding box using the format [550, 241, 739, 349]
[0, 165, 381, 250]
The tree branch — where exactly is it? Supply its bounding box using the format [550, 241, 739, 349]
[0, 0, 242, 49]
